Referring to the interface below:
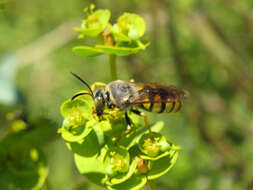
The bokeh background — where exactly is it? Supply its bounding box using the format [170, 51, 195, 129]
[1, 0, 253, 189]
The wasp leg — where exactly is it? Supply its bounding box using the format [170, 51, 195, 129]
[115, 112, 132, 145]
[130, 109, 154, 141]
[90, 82, 106, 92]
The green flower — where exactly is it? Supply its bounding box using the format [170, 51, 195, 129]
[112, 13, 146, 42]
[59, 98, 94, 142]
[137, 132, 179, 162]
[75, 7, 111, 37]
[105, 146, 130, 175]
[142, 137, 161, 156]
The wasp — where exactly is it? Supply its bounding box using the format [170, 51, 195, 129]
[71, 72, 186, 141]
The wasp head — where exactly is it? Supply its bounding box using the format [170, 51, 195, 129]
[70, 72, 108, 117]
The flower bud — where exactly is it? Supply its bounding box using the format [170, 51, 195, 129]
[137, 158, 149, 174]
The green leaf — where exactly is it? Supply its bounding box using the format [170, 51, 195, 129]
[107, 174, 147, 190]
[95, 44, 148, 56]
[68, 130, 100, 157]
[60, 120, 94, 142]
[60, 98, 91, 118]
[74, 27, 104, 37]
[0, 147, 48, 190]
[140, 151, 170, 161]
[74, 153, 107, 175]
[84, 173, 107, 187]
[147, 150, 179, 180]
[73, 46, 104, 57]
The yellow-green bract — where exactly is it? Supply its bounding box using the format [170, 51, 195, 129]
[59, 93, 180, 190]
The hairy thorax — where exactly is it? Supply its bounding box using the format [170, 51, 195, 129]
[106, 80, 138, 110]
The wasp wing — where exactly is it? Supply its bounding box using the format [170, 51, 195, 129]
[128, 82, 186, 104]
[127, 82, 187, 113]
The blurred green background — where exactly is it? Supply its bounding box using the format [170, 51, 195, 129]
[1, 0, 253, 189]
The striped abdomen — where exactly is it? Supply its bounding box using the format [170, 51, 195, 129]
[131, 83, 185, 113]
[139, 100, 182, 113]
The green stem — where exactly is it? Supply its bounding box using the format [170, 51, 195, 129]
[109, 54, 117, 80]
[148, 180, 158, 190]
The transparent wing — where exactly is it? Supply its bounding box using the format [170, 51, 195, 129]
[128, 83, 186, 105]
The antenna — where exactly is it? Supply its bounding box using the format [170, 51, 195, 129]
[70, 72, 94, 98]
[71, 92, 92, 100]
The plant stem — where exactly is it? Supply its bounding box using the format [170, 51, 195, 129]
[109, 54, 117, 80]
[148, 180, 158, 190]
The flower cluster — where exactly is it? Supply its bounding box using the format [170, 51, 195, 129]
[59, 93, 179, 190]
[60, 4, 181, 189]
[72, 4, 149, 57]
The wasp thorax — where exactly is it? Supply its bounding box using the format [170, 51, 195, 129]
[107, 80, 136, 110]
[94, 90, 105, 116]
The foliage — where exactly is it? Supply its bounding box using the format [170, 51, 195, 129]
[0, 112, 56, 190]
[1, 0, 253, 190]
[56, 5, 181, 189]
[59, 95, 179, 189]
[72, 4, 149, 57]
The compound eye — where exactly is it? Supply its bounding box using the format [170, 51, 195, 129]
[97, 95, 102, 101]
[98, 94, 105, 104]
[94, 90, 105, 106]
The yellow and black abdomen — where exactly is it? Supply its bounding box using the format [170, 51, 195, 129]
[135, 83, 185, 113]
[139, 97, 182, 113]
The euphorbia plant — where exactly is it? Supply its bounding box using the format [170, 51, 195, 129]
[59, 4, 180, 190]
[72, 4, 149, 80]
